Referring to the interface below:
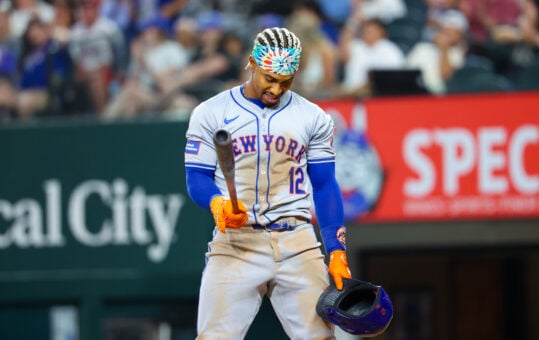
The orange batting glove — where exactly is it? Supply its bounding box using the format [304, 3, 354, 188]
[328, 250, 352, 290]
[210, 196, 248, 233]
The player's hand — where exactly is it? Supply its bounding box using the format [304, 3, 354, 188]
[328, 250, 352, 291]
[210, 196, 248, 233]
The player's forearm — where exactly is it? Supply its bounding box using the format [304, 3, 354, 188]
[315, 186, 346, 253]
[186, 167, 221, 211]
[309, 162, 346, 253]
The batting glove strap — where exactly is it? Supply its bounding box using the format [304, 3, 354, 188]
[328, 250, 352, 291]
[210, 196, 248, 233]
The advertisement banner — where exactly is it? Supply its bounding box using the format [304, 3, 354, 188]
[317, 92, 539, 222]
[0, 119, 212, 282]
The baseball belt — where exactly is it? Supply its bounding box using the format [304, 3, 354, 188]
[251, 216, 310, 231]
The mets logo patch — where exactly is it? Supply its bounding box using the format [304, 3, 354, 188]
[185, 140, 201, 154]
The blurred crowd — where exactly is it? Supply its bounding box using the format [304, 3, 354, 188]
[0, 0, 538, 123]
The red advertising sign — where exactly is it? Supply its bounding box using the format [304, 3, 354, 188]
[316, 92, 539, 222]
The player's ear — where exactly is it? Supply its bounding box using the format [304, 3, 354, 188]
[245, 55, 255, 71]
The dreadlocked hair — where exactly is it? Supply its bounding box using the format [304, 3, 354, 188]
[254, 27, 301, 50]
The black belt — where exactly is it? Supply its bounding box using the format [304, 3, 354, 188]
[251, 216, 310, 231]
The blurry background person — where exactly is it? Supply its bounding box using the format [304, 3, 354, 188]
[351, 0, 407, 24]
[69, 0, 125, 115]
[173, 16, 198, 62]
[459, 0, 521, 76]
[99, 0, 189, 47]
[51, 0, 76, 46]
[317, 0, 353, 29]
[488, 0, 539, 80]
[459, 0, 520, 45]
[422, 0, 461, 40]
[188, 11, 226, 67]
[0, 2, 19, 122]
[48, 0, 80, 116]
[490, 0, 539, 48]
[9, 0, 55, 38]
[287, 0, 339, 98]
[158, 0, 190, 27]
[99, 0, 137, 44]
[407, 9, 469, 94]
[213, 30, 248, 88]
[157, 11, 246, 107]
[16, 17, 71, 120]
[104, 16, 191, 118]
[336, 17, 405, 98]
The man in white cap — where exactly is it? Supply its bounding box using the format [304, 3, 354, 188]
[407, 9, 470, 94]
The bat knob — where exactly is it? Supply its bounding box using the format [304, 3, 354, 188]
[214, 129, 231, 145]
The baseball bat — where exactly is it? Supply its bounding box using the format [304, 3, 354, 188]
[213, 129, 241, 213]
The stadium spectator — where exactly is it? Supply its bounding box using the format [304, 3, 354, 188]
[488, 0, 539, 76]
[69, 0, 125, 115]
[134, 0, 189, 24]
[1, 0, 534, 124]
[490, 0, 539, 46]
[104, 16, 191, 118]
[173, 16, 199, 62]
[0, 3, 18, 122]
[287, 1, 339, 98]
[459, 0, 520, 45]
[253, 13, 285, 31]
[215, 30, 248, 87]
[423, 0, 461, 40]
[100, 0, 137, 44]
[158, 0, 189, 25]
[51, 0, 76, 46]
[407, 9, 469, 94]
[9, 0, 55, 38]
[290, 0, 341, 45]
[131, 0, 189, 37]
[157, 11, 244, 104]
[459, 0, 521, 76]
[350, 0, 407, 24]
[16, 17, 71, 119]
[318, 0, 353, 28]
[46, 0, 82, 116]
[99, 0, 189, 48]
[336, 18, 405, 98]
[191, 11, 226, 62]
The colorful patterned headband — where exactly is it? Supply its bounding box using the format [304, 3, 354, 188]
[251, 44, 302, 76]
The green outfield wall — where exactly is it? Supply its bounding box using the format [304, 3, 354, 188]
[0, 117, 287, 340]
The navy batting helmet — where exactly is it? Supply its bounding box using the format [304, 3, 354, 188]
[316, 278, 393, 337]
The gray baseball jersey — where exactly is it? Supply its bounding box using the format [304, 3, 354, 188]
[185, 85, 336, 225]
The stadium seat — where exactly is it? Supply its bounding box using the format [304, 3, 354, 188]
[386, 18, 423, 54]
[515, 57, 539, 90]
[446, 64, 514, 94]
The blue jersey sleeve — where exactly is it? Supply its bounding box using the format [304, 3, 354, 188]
[308, 162, 345, 254]
[185, 167, 222, 211]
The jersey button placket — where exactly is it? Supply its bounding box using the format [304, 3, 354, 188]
[257, 124, 269, 211]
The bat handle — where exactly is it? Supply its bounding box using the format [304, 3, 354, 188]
[231, 199, 241, 214]
[228, 184, 241, 213]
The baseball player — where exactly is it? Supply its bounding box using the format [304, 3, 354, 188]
[184, 27, 351, 339]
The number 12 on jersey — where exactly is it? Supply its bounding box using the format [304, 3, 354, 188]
[289, 167, 306, 194]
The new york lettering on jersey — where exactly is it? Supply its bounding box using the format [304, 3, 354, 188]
[232, 134, 307, 163]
